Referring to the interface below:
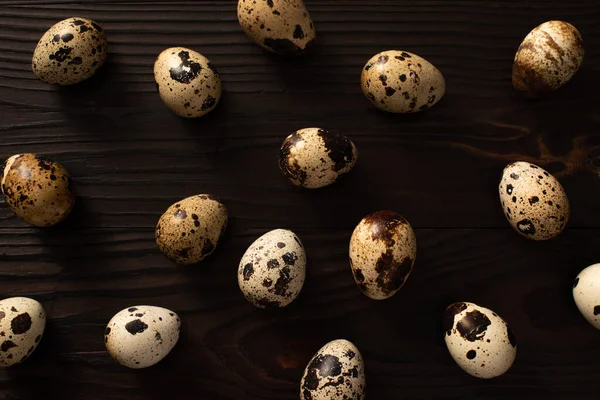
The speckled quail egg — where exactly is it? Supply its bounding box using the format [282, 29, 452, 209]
[237, 0, 315, 56]
[154, 47, 222, 118]
[300, 339, 366, 400]
[499, 161, 569, 240]
[443, 302, 517, 379]
[278, 128, 358, 189]
[573, 263, 600, 330]
[32, 17, 108, 85]
[361, 50, 445, 113]
[349, 211, 417, 300]
[513, 21, 584, 97]
[0, 297, 46, 367]
[2, 153, 75, 227]
[105, 305, 180, 369]
[238, 229, 306, 308]
[156, 194, 228, 265]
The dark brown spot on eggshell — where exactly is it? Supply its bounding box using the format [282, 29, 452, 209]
[443, 302, 468, 335]
[125, 319, 148, 335]
[456, 310, 491, 342]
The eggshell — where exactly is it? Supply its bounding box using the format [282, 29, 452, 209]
[0, 297, 46, 367]
[154, 47, 222, 118]
[499, 161, 569, 240]
[300, 339, 366, 400]
[443, 302, 517, 379]
[237, 0, 315, 56]
[573, 263, 600, 330]
[361, 50, 445, 113]
[2, 153, 75, 227]
[238, 229, 306, 308]
[349, 211, 416, 300]
[156, 194, 227, 265]
[512, 21, 584, 97]
[32, 17, 108, 85]
[278, 128, 358, 189]
[105, 306, 180, 369]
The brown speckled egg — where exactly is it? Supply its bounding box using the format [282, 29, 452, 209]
[0, 297, 46, 367]
[361, 50, 445, 113]
[238, 229, 306, 308]
[573, 264, 600, 330]
[512, 21, 584, 97]
[155, 194, 227, 265]
[32, 17, 108, 85]
[237, 0, 315, 56]
[444, 302, 517, 379]
[278, 128, 358, 189]
[105, 305, 180, 369]
[499, 161, 569, 240]
[1, 154, 74, 227]
[154, 47, 221, 118]
[300, 339, 366, 400]
[349, 211, 417, 300]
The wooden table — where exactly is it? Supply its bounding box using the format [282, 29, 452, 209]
[0, 1, 599, 399]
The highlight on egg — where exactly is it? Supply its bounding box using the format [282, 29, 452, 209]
[443, 302, 517, 379]
[32, 17, 108, 85]
[349, 210, 417, 300]
[278, 128, 358, 189]
[154, 47, 222, 118]
[238, 229, 306, 308]
[499, 161, 569, 240]
[2, 153, 75, 227]
[300, 339, 366, 400]
[237, 0, 315, 56]
[105, 305, 181, 369]
[155, 194, 228, 265]
[573, 263, 600, 330]
[512, 20, 584, 97]
[361, 50, 445, 113]
[0, 297, 46, 367]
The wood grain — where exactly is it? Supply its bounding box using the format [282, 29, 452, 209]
[0, 1, 599, 399]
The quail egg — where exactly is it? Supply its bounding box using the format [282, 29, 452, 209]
[2, 153, 75, 227]
[300, 339, 366, 400]
[105, 305, 180, 369]
[237, 0, 315, 56]
[32, 17, 108, 85]
[444, 302, 517, 379]
[499, 161, 569, 240]
[238, 229, 306, 308]
[349, 211, 417, 300]
[278, 128, 358, 189]
[513, 21, 584, 97]
[361, 50, 445, 113]
[156, 194, 228, 265]
[0, 297, 46, 367]
[573, 263, 600, 330]
[154, 47, 222, 118]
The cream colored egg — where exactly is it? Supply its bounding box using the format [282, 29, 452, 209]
[349, 211, 417, 300]
[154, 47, 222, 118]
[300, 339, 366, 400]
[32, 17, 108, 85]
[2, 153, 75, 227]
[278, 128, 358, 189]
[155, 194, 228, 265]
[499, 161, 569, 240]
[0, 297, 46, 367]
[361, 50, 445, 113]
[573, 263, 600, 330]
[105, 306, 180, 369]
[237, 0, 315, 56]
[443, 302, 517, 379]
[512, 21, 584, 97]
[238, 229, 306, 308]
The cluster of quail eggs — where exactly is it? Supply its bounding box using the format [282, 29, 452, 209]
[0, 0, 597, 396]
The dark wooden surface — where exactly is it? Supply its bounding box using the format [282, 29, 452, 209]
[0, 1, 599, 399]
